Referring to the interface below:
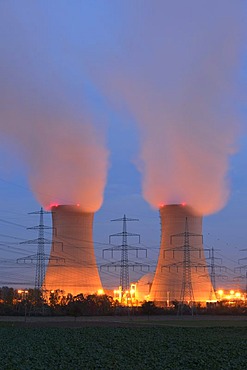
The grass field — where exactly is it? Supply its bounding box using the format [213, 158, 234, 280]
[0, 319, 247, 369]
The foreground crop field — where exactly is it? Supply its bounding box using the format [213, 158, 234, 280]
[0, 326, 246, 369]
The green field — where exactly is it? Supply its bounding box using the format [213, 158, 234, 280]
[0, 326, 246, 369]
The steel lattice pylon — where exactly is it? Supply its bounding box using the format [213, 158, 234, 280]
[162, 217, 205, 313]
[101, 214, 148, 294]
[119, 215, 130, 290]
[31, 208, 48, 290]
[234, 248, 247, 294]
[17, 208, 54, 292]
[179, 219, 195, 303]
[205, 247, 227, 300]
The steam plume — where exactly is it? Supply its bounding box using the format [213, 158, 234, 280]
[0, 2, 245, 215]
[0, 2, 108, 211]
[88, 1, 246, 214]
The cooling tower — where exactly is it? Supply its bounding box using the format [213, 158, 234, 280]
[44, 205, 102, 297]
[149, 204, 215, 306]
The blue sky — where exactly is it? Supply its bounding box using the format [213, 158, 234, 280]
[0, 1, 246, 291]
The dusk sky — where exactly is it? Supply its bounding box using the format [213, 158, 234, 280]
[0, 1, 246, 291]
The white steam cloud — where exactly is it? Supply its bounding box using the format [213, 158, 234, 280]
[0, 1, 245, 215]
[0, 2, 108, 212]
[87, 0, 246, 215]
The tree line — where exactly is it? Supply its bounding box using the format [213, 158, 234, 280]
[0, 286, 247, 316]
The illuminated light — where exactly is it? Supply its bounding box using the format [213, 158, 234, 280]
[230, 290, 234, 295]
[47, 203, 59, 210]
[76, 203, 80, 207]
[159, 203, 165, 208]
[18, 290, 23, 294]
[97, 289, 104, 295]
[217, 289, 224, 296]
[181, 202, 186, 206]
[235, 292, 241, 298]
[130, 289, 135, 295]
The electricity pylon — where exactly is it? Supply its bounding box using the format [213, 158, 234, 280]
[17, 208, 63, 296]
[204, 247, 227, 300]
[162, 218, 206, 314]
[101, 214, 149, 294]
[234, 248, 247, 294]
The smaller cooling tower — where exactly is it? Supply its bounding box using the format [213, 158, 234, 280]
[150, 204, 215, 306]
[44, 205, 102, 297]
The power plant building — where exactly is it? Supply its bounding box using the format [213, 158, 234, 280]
[44, 205, 103, 297]
[150, 204, 215, 306]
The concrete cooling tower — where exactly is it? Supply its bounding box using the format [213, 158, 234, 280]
[44, 205, 103, 297]
[150, 204, 215, 306]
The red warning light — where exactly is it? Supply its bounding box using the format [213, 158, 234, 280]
[76, 203, 80, 207]
[181, 202, 186, 206]
[49, 203, 59, 209]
